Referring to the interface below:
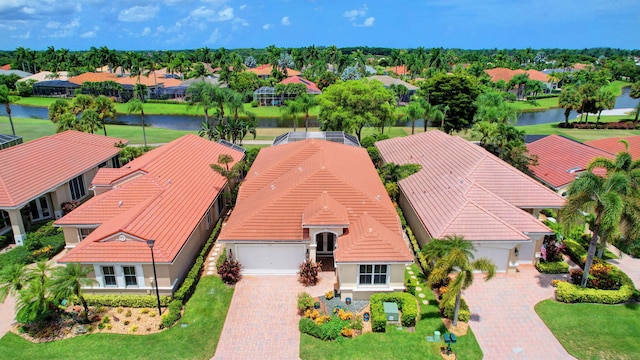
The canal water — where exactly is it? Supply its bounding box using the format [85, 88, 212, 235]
[3, 87, 635, 130]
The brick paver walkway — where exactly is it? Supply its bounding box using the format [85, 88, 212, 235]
[463, 265, 575, 360]
[606, 244, 640, 289]
[213, 272, 335, 360]
[0, 294, 16, 337]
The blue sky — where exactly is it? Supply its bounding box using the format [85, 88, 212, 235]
[0, 0, 638, 51]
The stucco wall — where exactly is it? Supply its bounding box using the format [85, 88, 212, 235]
[337, 263, 407, 301]
[398, 191, 430, 247]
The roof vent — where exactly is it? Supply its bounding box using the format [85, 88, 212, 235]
[118, 200, 123, 208]
[298, 167, 303, 172]
[567, 166, 582, 174]
[270, 184, 275, 190]
[118, 235, 126, 241]
[376, 194, 381, 200]
[167, 179, 172, 184]
[368, 227, 373, 233]
[254, 171, 259, 176]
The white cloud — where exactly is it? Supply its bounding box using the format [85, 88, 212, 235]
[362, 17, 375, 26]
[12, 31, 30, 39]
[213, 7, 234, 22]
[46, 21, 60, 29]
[48, 18, 80, 38]
[281, 16, 290, 25]
[262, 23, 271, 30]
[21, 6, 35, 15]
[232, 17, 248, 28]
[343, 4, 367, 21]
[205, 28, 221, 44]
[190, 6, 215, 18]
[239, 4, 247, 10]
[138, 27, 151, 37]
[81, 31, 96, 38]
[191, 6, 234, 22]
[118, 5, 159, 22]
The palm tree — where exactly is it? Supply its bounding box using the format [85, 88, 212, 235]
[595, 87, 617, 124]
[79, 109, 103, 134]
[0, 85, 16, 136]
[559, 85, 582, 126]
[401, 98, 425, 135]
[0, 264, 28, 303]
[421, 238, 452, 269]
[93, 95, 117, 136]
[296, 94, 318, 132]
[630, 81, 640, 124]
[280, 99, 302, 131]
[424, 102, 444, 132]
[427, 235, 496, 326]
[16, 261, 54, 323]
[51, 263, 96, 323]
[127, 99, 147, 147]
[56, 113, 78, 133]
[211, 154, 243, 206]
[187, 82, 218, 127]
[561, 170, 640, 287]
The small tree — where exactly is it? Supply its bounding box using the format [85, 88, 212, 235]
[127, 98, 147, 147]
[50, 263, 96, 323]
[0, 85, 16, 136]
[210, 154, 243, 207]
[298, 259, 322, 286]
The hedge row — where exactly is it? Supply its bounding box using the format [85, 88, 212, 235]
[370, 292, 418, 332]
[83, 294, 172, 307]
[298, 317, 350, 341]
[406, 227, 429, 272]
[555, 280, 634, 304]
[174, 219, 223, 302]
[439, 297, 471, 322]
[535, 260, 570, 274]
[563, 239, 587, 267]
[161, 299, 183, 328]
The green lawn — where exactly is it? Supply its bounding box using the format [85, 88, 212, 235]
[0, 276, 233, 360]
[299, 264, 483, 360]
[535, 300, 640, 360]
[509, 96, 560, 112]
[517, 115, 640, 142]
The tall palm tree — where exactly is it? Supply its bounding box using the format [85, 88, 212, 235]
[93, 95, 117, 136]
[427, 235, 496, 326]
[0, 264, 28, 303]
[127, 99, 147, 147]
[558, 85, 582, 126]
[186, 82, 218, 127]
[296, 94, 318, 132]
[630, 81, 640, 124]
[79, 109, 103, 134]
[595, 87, 617, 124]
[401, 98, 425, 135]
[51, 263, 96, 323]
[280, 99, 302, 131]
[0, 85, 16, 136]
[562, 170, 640, 287]
[211, 154, 243, 206]
[16, 261, 54, 323]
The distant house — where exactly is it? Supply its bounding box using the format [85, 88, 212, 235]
[247, 64, 300, 80]
[253, 76, 321, 106]
[219, 139, 412, 300]
[366, 75, 418, 103]
[0, 131, 126, 245]
[0, 69, 32, 78]
[527, 135, 613, 196]
[32, 80, 79, 97]
[585, 136, 640, 160]
[17, 71, 69, 83]
[376, 131, 565, 272]
[0, 134, 23, 150]
[484, 68, 552, 91]
[56, 135, 244, 295]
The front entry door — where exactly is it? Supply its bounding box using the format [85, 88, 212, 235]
[316, 232, 335, 256]
[29, 195, 52, 222]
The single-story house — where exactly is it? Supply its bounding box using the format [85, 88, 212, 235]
[17, 71, 69, 83]
[218, 138, 413, 300]
[484, 68, 552, 91]
[366, 75, 418, 103]
[376, 131, 565, 272]
[253, 76, 322, 106]
[585, 136, 640, 159]
[247, 64, 300, 80]
[0, 69, 32, 78]
[527, 134, 613, 196]
[56, 135, 244, 295]
[0, 131, 126, 245]
[32, 80, 80, 97]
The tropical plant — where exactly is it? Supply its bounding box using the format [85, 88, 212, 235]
[210, 154, 243, 206]
[427, 235, 496, 326]
[401, 97, 425, 135]
[218, 257, 242, 285]
[0, 263, 28, 303]
[298, 259, 323, 286]
[186, 82, 219, 128]
[295, 93, 318, 132]
[50, 263, 96, 323]
[127, 98, 147, 147]
[629, 81, 640, 124]
[93, 95, 117, 136]
[0, 85, 16, 136]
[559, 85, 582, 126]
[594, 88, 617, 124]
[16, 261, 54, 324]
[281, 99, 302, 131]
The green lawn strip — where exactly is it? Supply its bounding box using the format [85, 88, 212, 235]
[605, 80, 633, 96]
[508, 97, 560, 112]
[0, 276, 233, 360]
[517, 116, 640, 142]
[535, 300, 640, 360]
[300, 264, 482, 360]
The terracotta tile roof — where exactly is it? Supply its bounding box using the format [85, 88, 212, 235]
[302, 191, 349, 227]
[585, 136, 640, 160]
[279, 76, 322, 94]
[0, 131, 126, 208]
[484, 68, 550, 83]
[57, 135, 244, 264]
[375, 131, 564, 241]
[69, 72, 119, 84]
[247, 64, 300, 77]
[385, 65, 410, 75]
[219, 139, 412, 263]
[1, 64, 11, 70]
[527, 135, 613, 189]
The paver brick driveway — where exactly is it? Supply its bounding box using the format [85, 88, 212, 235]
[463, 265, 575, 360]
[213, 273, 334, 360]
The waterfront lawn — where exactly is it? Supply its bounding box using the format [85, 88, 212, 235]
[535, 300, 640, 360]
[0, 276, 233, 360]
[518, 115, 640, 142]
[509, 96, 559, 112]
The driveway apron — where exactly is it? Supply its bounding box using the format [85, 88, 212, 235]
[463, 265, 575, 360]
[213, 273, 334, 360]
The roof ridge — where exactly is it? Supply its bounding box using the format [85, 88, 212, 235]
[450, 199, 529, 240]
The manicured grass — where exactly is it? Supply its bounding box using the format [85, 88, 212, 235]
[0, 276, 233, 360]
[517, 116, 640, 142]
[299, 264, 483, 360]
[535, 299, 640, 360]
[509, 97, 559, 112]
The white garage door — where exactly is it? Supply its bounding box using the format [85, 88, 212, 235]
[235, 243, 306, 275]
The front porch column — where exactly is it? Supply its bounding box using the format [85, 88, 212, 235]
[50, 190, 62, 219]
[8, 209, 26, 246]
[308, 243, 317, 263]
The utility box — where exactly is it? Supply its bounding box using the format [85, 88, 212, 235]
[383, 302, 399, 322]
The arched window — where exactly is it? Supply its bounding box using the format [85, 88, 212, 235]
[316, 232, 336, 256]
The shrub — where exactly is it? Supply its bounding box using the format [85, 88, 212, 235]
[218, 257, 243, 285]
[325, 290, 334, 300]
[61, 200, 79, 215]
[299, 317, 323, 339]
[161, 299, 183, 328]
[0, 235, 8, 249]
[535, 260, 569, 274]
[215, 250, 227, 271]
[250, 100, 259, 107]
[82, 294, 171, 308]
[297, 292, 314, 314]
[551, 279, 562, 287]
[370, 292, 419, 332]
[299, 316, 350, 341]
[563, 239, 587, 266]
[439, 297, 471, 323]
[540, 208, 557, 218]
[338, 309, 353, 321]
[297, 259, 322, 286]
[570, 260, 625, 290]
[315, 315, 331, 325]
[341, 327, 354, 337]
[304, 309, 320, 320]
[543, 235, 564, 262]
[556, 280, 634, 304]
[140, 308, 149, 314]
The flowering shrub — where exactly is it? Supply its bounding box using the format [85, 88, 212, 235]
[325, 290, 334, 300]
[304, 309, 320, 320]
[570, 260, 623, 290]
[338, 309, 353, 321]
[298, 259, 322, 286]
[297, 292, 314, 314]
[315, 315, 331, 325]
[61, 200, 80, 215]
[341, 327, 354, 337]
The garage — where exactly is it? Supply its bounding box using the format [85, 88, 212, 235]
[234, 243, 306, 275]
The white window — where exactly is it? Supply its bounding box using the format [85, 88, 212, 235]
[123, 266, 138, 287]
[69, 174, 86, 200]
[29, 195, 52, 222]
[78, 228, 94, 241]
[0, 210, 10, 230]
[102, 266, 116, 286]
[359, 264, 388, 285]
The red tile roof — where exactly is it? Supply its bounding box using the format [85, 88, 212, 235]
[386, 65, 410, 75]
[0, 64, 11, 70]
[69, 72, 119, 84]
[484, 68, 550, 83]
[57, 135, 244, 264]
[247, 64, 300, 77]
[219, 139, 412, 263]
[527, 135, 613, 189]
[376, 131, 564, 241]
[0, 131, 126, 208]
[279, 76, 322, 94]
[585, 136, 640, 160]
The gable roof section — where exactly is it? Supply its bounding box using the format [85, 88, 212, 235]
[367, 75, 418, 91]
[375, 131, 563, 241]
[57, 134, 244, 264]
[302, 191, 349, 227]
[585, 136, 640, 160]
[279, 76, 322, 94]
[247, 64, 300, 77]
[219, 139, 412, 262]
[528, 134, 613, 189]
[0, 131, 126, 208]
[484, 68, 550, 83]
